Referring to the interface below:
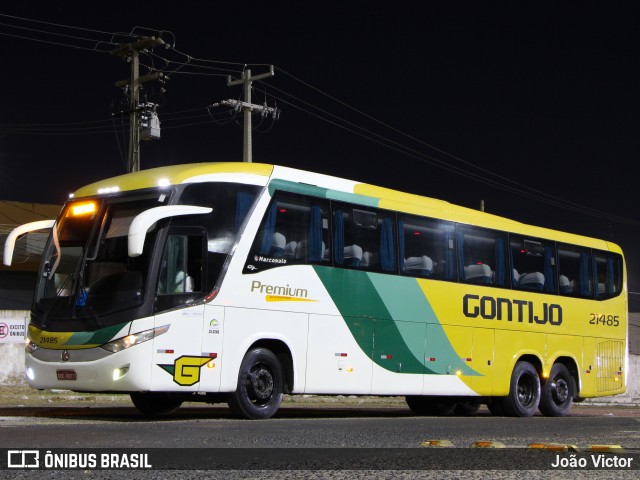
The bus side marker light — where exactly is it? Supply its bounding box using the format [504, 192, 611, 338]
[346, 367, 353, 372]
[471, 441, 505, 448]
[455, 370, 462, 376]
[420, 440, 454, 447]
[381, 354, 393, 360]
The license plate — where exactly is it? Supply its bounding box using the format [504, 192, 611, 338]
[56, 369, 77, 381]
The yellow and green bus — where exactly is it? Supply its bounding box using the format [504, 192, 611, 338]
[3, 163, 627, 418]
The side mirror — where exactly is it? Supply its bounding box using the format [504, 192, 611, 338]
[3, 220, 56, 266]
[128, 205, 212, 257]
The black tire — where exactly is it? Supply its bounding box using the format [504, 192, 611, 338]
[130, 392, 182, 416]
[486, 398, 506, 416]
[453, 401, 480, 416]
[539, 363, 575, 417]
[503, 361, 540, 417]
[405, 396, 456, 416]
[228, 348, 284, 420]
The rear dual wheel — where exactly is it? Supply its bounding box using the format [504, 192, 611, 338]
[503, 361, 540, 417]
[539, 363, 574, 417]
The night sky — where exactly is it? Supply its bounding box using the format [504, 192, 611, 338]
[1, 3, 639, 292]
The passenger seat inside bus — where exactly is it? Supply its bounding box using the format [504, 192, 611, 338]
[518, 272, 545, 291]
[284, 241, 297, 259]
[343, 244, 363, 267]
[559, 275, 572, 293]
[270, 232, 286, 257]
[361, 251, 378, 268]
[404, 255, 433, 276]
[464, 264, 492, 284]
[294, 240, 327, 262]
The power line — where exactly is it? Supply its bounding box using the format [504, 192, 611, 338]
[1, 13, 637, 226]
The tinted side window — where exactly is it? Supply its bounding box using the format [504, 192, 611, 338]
[593, 251, 623, 300]
[557, 244, 592, 298]
[246, 191, 330, 273]
[457, 226, 507, 287]
[399, 215, 456, 280]
[332, 203, 397, 273]
[510, 236, 556, 293]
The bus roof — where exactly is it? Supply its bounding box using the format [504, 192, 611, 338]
[71, 162, 622, 254]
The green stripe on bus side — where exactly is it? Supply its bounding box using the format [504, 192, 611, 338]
[313, 266, 480, 377]
[367, 275, 479, 377]
[325, 191, 379, 207]
[267, 179, 380, 207]
[66, 322, 129, 346]
[268, 179, 329, 197]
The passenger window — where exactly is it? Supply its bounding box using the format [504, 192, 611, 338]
[557, 244, 592, 298]
[457, 227, 507, 287]
[399, 215, 456, 280]
[510, 236, 556, 293]
[245, 192, 330, 273]
[593, 251, 623, 299]
[332, 204, 397, 273]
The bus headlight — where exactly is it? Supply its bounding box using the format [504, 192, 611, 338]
[101, 325, 169, 353]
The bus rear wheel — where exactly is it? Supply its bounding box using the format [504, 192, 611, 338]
[539, 363, 574, 417]
[503, 361, 540, 417]
[228, 348, 284, 420]
[130, 392, 183, 416]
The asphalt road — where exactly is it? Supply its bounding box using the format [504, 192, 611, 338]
[0, 389, 638, 479]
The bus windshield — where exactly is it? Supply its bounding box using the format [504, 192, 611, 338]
[31, 182, 262, 328]
[33, 193, 166, 326]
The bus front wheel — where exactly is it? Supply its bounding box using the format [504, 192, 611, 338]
[503, 361, 540, 417]
[539, 363, 574, 417]
[228, 348, 284, 420]
[130, 392, 183, 416]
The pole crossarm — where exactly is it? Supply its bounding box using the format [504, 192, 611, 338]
[110, 37, 165, 58]
[212, 99, 279, 118]
[115, 71, 166, 89]
[218, 66, 277, 162]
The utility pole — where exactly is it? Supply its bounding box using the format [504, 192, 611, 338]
[111, 36, 165, 172]
[225, 66, 277, 162]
